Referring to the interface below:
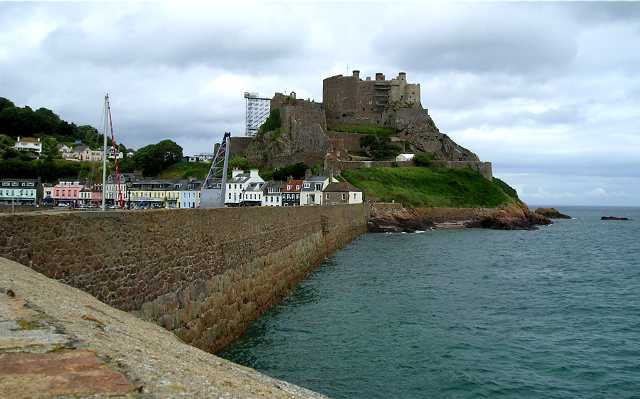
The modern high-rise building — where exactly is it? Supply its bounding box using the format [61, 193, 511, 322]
[244, 92, 271, 136]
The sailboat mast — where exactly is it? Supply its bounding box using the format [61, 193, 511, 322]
[101, 94, 108, 211]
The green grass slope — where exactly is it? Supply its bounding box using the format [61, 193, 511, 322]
[156, 162, 211, 180]
[342, 167, 516, 208]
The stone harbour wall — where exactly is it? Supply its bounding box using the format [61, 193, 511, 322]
[0, 205, 368, 352]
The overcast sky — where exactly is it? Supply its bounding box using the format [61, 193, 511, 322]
[1, 1, 639, 206]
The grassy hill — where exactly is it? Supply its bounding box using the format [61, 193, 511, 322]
[156, 161, 211, 180]
[342, 166, 517, 208]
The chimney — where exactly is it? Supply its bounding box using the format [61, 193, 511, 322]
[398, 72, 406, 80]
[375, 73, 385, 81]
[352, 70, 360, 79]
[249, 169, 260, 178]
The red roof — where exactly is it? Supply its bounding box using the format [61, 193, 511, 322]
[282, 179, 304, 192]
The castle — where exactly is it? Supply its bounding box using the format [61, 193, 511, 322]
[245, 70, 492, 179]
[323, 70, 421, 128]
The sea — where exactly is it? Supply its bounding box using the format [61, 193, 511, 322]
[220, 207, 640, 398]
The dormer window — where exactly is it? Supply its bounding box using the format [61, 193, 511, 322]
[304, 183, 310, 188]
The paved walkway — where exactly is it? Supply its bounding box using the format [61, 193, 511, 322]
[0, 257, 328, 398]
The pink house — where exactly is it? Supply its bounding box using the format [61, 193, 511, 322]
[52, 180, 84, 206]
[91, 189, 102, 204]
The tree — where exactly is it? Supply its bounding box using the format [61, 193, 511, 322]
[132, 139, 183, 176]
[272, 162, 308, 181]
[42, 137, 61, 161]
[0, 97, 14, 113]
[360, 135, 401, 160]
[258, 109, 281, 136]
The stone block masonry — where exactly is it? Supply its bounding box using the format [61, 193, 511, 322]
[0, 205, 367, 353]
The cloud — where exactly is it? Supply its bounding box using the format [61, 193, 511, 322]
[376, 3, 578, 76]
[0, 1, 639, 205]
[39, 3, 306, 71]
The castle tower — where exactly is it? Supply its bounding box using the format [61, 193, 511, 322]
[322, 70, 420, 129]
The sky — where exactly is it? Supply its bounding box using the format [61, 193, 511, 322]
[1, 1, 639, 206]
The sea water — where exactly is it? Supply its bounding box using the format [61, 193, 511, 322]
[220, 207, 640, 398]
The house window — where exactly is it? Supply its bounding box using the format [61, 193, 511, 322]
[342, 193, 346, 200]
[304, 183, 310, 188]
[326, 194, 329, 199]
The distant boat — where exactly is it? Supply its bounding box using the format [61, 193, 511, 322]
[601, 216, 631, 221]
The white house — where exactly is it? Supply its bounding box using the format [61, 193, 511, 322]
[73, 145, 103, 162]
[103, 173, 137, 205]
[396, 153, 415, 162]
[242, 182, 264, 206]
[57, 143, 73, 160]
[262, 181, 282, 207]
[300, 176, 330, 206]
[224, 169, 265, 206]
[178, 180, 202, 208]
[14, 137, 42, 155]
[187, 153, 214, 163]
[0, 179, 40, 206]
[178, 190, 200, 208]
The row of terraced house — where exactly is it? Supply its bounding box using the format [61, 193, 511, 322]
[0, 169, 363, 209]
[224, 169, 363, 207]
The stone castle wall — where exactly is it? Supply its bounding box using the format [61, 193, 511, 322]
[430, 161, 493, 180]
[323, 71, 421, 128]
[0, 205, 368, 352]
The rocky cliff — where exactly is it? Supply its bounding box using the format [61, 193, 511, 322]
[246, 93, 329, 169]
[246, 72, 484, 168]
[369, 202, 551, 232]
[391, 107, 480, 162]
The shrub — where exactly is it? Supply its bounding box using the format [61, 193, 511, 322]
[359, 135, 401, 160]
[259, 109, 281, 135]
[414, 152, 434, 167]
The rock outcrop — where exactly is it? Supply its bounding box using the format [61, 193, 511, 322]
[246, 93, 329, 169]
[535, 207, 571, 219]
[368, 206, 434, 233]
[466, 203, 552, 230]
[392, 107, 480, 162]
[368, 202, 551, 232]
[601, 216, 631, 221]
